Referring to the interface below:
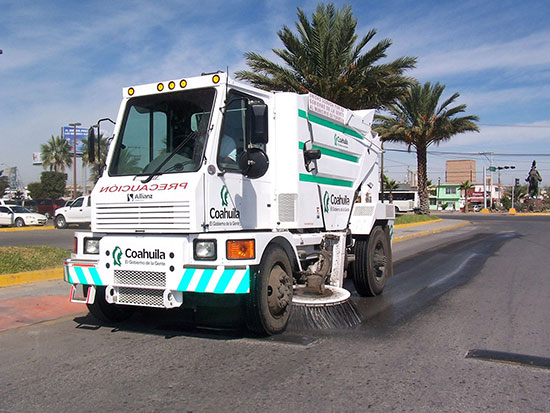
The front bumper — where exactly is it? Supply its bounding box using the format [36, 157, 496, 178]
[64, 259, 250, 308]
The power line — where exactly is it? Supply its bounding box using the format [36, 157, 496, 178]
[479, 123, 550, 129]
[385, 148, 550, 157]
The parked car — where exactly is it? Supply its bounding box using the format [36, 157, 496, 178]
[22, 199, 37, 212]
[35, 198, 66, 219]
[0, 205, 48, 227]
[54, 195, 91, 229]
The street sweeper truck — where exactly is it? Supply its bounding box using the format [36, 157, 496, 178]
[64, 72, 394, 335]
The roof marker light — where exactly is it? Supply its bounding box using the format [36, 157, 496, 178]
[157, 83, 164, 92]
[128, 87, 135, 96]
[180, 79, 187, 88]
[212, 75, 220, 84]
[168, 81, 175, 90]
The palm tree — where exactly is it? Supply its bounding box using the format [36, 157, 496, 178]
[460, 180, 473, 213]
[383, 174, 399, 203]
[374, 82, 479, 214]
[235, 3, 416, 110]
[40, 135, 73, 172]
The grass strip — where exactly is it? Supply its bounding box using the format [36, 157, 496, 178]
[0, 246, 71, 275]
[395, 214, 440, 226]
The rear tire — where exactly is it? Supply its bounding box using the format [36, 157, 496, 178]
[245, 246, 293, 335]
[55, 215, 67, 229]
[352, 225, 392, 296]
[86, 286, 135, 322]
[15, 218, 25, 228]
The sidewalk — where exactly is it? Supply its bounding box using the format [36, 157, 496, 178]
[394, 218, 471, 243]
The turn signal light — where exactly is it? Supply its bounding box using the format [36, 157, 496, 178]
[227, 240, 255, 260]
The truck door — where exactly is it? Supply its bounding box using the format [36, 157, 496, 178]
[205, 90, 271, 231]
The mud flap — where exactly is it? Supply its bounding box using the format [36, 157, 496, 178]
[70, 284, 96, 304]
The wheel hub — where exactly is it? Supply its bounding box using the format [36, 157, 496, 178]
[267, 265, 291, 316]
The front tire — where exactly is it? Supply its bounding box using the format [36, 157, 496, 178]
[15, 218, 25, 228]
[55, 215, 67, 229]
[352, 225, 392, 296]
[86, 286, 135, 322]
[246, 246, 293, 335]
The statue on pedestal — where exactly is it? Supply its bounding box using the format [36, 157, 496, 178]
[526, 160, 542, 198]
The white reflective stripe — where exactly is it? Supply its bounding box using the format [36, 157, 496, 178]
[225, 270, 246, 293]
[204, 268, 224, 293]
[186, 270, 203, 292]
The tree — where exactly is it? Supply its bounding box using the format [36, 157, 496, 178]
[0, 173, 8, 197]
[40, 171, 67, 198]
[374, 82, 479, 214]
[383, 174, 399, 203]
[460, 180, 473, 213]
[235, 3, 416, 110]
[27, 182, 47, 199]
[40, 135, 73, 172]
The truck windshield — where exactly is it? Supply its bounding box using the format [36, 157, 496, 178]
[109, 88, 216, 176]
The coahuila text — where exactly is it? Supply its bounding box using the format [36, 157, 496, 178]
[330, 194, 350, 205]
[210, 207, 240, 220]
[125, 248, 166, 259]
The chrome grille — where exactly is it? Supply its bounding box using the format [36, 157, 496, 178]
[95, 201, 191, 232]
[114, 270, 166, 287]
[118, 287, 164, 307]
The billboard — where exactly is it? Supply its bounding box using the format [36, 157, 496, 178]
[32, 152, 42, 165]
[62, 126, 88, 153]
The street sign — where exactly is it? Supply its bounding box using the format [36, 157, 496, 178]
[488, 166, 496, 172]
[62, 126, 88, 153]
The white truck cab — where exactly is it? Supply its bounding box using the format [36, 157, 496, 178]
[64, 73, 394, 335]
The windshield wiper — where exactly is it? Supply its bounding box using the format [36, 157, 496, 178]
[140, 131, 198, 183]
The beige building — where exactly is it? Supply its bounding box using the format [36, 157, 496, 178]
[445, 160, 476, 184]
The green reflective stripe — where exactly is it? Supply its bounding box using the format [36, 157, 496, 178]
[89, 267, 102, 286]
[74, 266, 88, 285]
[298, 109, 363, 139]
[299, 173, 354, 188]
[214, 269, 235, 294]
[178, 268, 196, 291]
[298, 141, 358, 163]
[195, 269, 214, 292]
[235, 268, 250, 293]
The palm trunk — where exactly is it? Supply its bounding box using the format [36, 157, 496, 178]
[417, 145, 430, 214]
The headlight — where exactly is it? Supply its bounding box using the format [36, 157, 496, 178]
[194, 239, 217, 260]
[84, 238, 101, 255]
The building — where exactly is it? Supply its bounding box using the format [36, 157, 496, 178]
[446, 160, 476, 184]
[429, 183, 461, 211]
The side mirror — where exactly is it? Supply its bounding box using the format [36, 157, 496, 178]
[87, 127, 96, 163]
[247, 104, 268, 144]
[303, 141, 321, 172]
[238, 148, 269, 179]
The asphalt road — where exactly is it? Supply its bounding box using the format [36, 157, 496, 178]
[1, 215, 549, 412]
[0, 226, 76, 249]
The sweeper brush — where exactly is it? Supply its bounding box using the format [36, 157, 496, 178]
[288, 285, 362, 330]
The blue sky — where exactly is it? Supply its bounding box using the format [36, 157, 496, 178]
[1, 0, 549, 187]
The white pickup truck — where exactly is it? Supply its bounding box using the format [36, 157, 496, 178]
[54, 195, 92, 229]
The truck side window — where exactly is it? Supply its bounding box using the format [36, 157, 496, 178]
[72, 198, 84, 208]
[218, 92, 248, 171]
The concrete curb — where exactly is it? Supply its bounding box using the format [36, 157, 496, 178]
[394, 218, 442, 229]
[393, 221, 471, 243]
[0, 268, 63, 287]
[0, 225, 55, 232]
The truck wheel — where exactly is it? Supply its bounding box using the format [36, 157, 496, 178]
[246, 247, 293, 335]
[352, 226, 392, 296]
[15, 218, 25, 227]
[86, 286, 135, 323]
[55, 215, 67, 229]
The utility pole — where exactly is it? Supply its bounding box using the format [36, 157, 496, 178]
[69, 122, 81, 198]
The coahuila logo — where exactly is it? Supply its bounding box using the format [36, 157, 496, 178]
[210, 185, 240, 220]
[334, 133, 349, 148]
[113, 246, 123, 266]
[323, 190, 351, 213]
